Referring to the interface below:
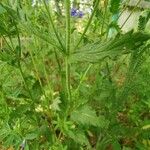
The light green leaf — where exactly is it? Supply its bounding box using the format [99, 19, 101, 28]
[98, 115, 110, 129]
[25, 133, 38, 140]
[71, 105, 99, 126]
[0, 5, 6, 14]
[67, 129, 90, 145]
[50, 97, 61, 111]
[70, 31, 150, 63]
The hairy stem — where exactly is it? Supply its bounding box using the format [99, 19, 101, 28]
[65, 0, 71, 105]
[101, 0, 108, 35]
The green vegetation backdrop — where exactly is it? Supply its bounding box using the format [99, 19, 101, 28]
[0, 0, 150, 150]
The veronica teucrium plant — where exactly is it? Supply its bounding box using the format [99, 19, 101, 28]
[0, 0, 150, 149]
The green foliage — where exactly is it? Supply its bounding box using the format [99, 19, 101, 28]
[138, 10, 150, 31]
[110, 0, 121, 14]
[71, 31, 150, 63]
[0, 0, 150, 149]
[71, 105, 99, 126]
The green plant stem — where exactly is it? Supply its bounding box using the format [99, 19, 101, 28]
[13, 19, 35, 103]
[74, 0, 100, 50]
[2, 15, 34, 103]
[105, 62, 112, 83]
[42, 0, 65, 53]
[65, 0, 71, 105]
[54, 50, 62, 74]
[18, 63, 34, 101]
[32, 36, 52, 97]
[54, 50, 65, 93]
[42, 54, 54, 100]
[8, 36, 15, 51]
[28, 38, 50, 106]
[2, 36, 11, 49]
[101, 0, 108, 35]
[74, 64, 92, 94]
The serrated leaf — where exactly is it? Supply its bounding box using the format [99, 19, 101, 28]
[0, 124, 22, 148]
[0, 4, 18, 36]
[0, 48, 17, 66]
[0, 4, 17, 18]
[0, 5, 6, 14]
[70, 31, 150, 63]
[138, 10, 150, 31]
[31, 80, 43, 100]
[71, 105, 99, 126]
[22, 23, 64, 53]
[25, 133, 38, 140]
[98, 115, 110, 128]
[67, 129, 90, 146]
[110, 0, 121, 14]
[50, 97, 61, 111]
[39, 125, 53, 142]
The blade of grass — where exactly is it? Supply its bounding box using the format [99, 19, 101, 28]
[74, 64, 92, 95]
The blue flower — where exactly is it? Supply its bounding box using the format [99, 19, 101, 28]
[71, 8, 84, 18]
[71, 8, 78, 17]
[78, 11, 84, 18]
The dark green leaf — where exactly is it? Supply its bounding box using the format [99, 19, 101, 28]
[110, 0, 121, 14]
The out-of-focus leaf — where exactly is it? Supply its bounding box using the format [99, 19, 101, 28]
[112, 140, 121, 150]
[31, 80, 43, 100]
[67, 129, 90, 146]
[138, 10, 150, 31]
[39, 125, 53, 142]
[0, 48, 18, 67]
[25, 132, 38, 140]
[22, 23, 64, 53]
[0, 5, 6, 14]
[110, 0, 121, 14]
[142, 124, 150, 130]
[98, 115, 110, 128]
[0, 4, 18, 36]
[0, 124, 22, 148]
[50, 97, 61, 111]
[71, 105, 99, 126]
